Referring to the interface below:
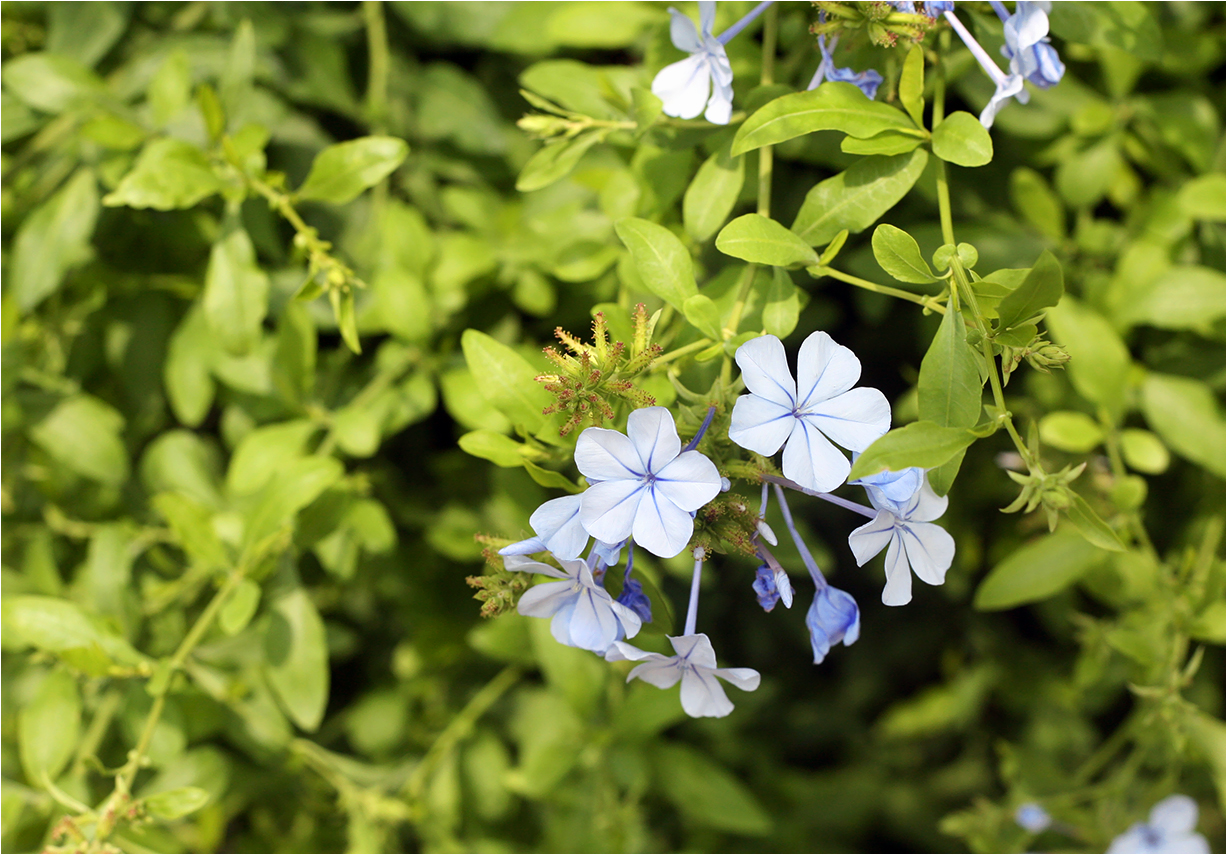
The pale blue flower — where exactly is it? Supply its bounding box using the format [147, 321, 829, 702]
[1108, 795, 1209, 854]
[807, 33, 883, 99]
[1015, 803, 1052, 834]
[652, 2, 734, 124]
[606, 632, 760, 718]
[890, 1, 954, 13]
[509, 553, 642, 652]
[943, 9, 1028, 128]
[807, 583, 860, 664]
[850, 463, 925, 512]
[752, 562, 793, 612]
[992, 1, 1065, 89]
[848, 474, 954, 606]
[729, 332, 891, 493]
[576, 406, 722, 558]
[499, 494, 589, 560]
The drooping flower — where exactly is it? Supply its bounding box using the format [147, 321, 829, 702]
[605, 632, 760, 718]
[992, 1, 1065, 90]
[509, 554, 642, 653]
[942, 8, 1028, 128]
[807, 583, 860, 664]
[849, 463, 925, 512]
[575, 406, 723, 558]
[752, 562, 793, 612]
[807, 33, 884, 99]
[848, 472, 955, 606]
[499, 494, 590, 560]
[1107, 795, 1210, 855]
[729, 332, 891, 493]
[1014, 803, 1052, 834]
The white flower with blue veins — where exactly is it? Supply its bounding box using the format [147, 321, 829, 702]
[652, 2, 735, 124]
[848, 472, 955, 606]
[605, 632, 760, 718]
[575, 406, 722, 559]
[729, 332, 891, 493]
[1107, 795, 1209, 854]
[994, 1, 1065, 90]
[498, 494, 589, 560]
[508, 553, 642, 653]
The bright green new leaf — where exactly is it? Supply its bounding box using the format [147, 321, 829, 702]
[2, 53, 106, 113]
[164, 305, 217, 428]
[242, 457, 345, 554]
[682, 294, 724, 341]
[11, 168, 99, 310]
[516, 132, 602, 192]
[460, 329, 553, 433]
[1048, 2, 1163, 61]
[1010, 167, 1066, 241]
[974, 532, 1106, 610]
[227, 420, 320, 496]
[994, 250, 1064, 331]
[841, 132, 924, 157]
[296, 136, 408, 204]
[1117, 265, 1226, 331]
[19, 669, 80, 785]
[523, 460, 584, 494]
[29, 394, 128, 486]
[1141, 373, 1226, 478]
[1038, 411, 1104, 453]
[848, 421, 978, 480]
[2, 596, 98, 652]
[142, 787, 211, 820]
[458, 430, 544, 468]
[1064, 493, 1126, 552]
[761, 268, 800, 338]
[219, 578, 262, 636]
[613, 217, 698, 311]
[1178, 172, 1226, 221]
[103, 138, 222, 210]
[791, 150, 929, 246]
[1119, 428, 1169, 474]
[917, 306, 982, 495]
[683, 145, 745, 243]
[872, 224, 938, 284]
[152, 493, 229, 570]
[899, 45, 925, 127]
[715, 214, 819, 268]
[732, 82, 918, 156]
[931, 111, 993, 167]
[265, 585, 330, 732]
[204, 222, 269, 355]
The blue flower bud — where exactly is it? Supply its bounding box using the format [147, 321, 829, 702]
[806, 584, 860, 664]
[616, 577, 653, 624]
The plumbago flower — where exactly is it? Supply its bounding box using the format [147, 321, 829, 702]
[807, 33, 884, 99]
[576, 406, 722, 559]
[606, 633, 760, 718]
[508, 553, 642, 653]
[498, 494, 589, 560]
[729, 332, 890, 493]
[652, 0, 773, 125]
[1107, 795, 1210, 854]
[848, 468, 955, 606]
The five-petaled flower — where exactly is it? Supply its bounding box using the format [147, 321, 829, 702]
[848, 471, 955, 606]
[652, 1, 735, 124]
[729, 332, 891, 493]
[575, 406, 723, 558]
[1107, 795, 1210, 855]
[509, 554, 642, 653]
[605, 632, 761, 718]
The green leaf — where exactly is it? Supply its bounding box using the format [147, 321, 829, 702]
[761, 268, 801, 339]
[732, 82, 917, 156]
[791, 150, 929, 246]
[102, 138, 222, 210]
[872, 224, 938, 284]
[1141, 373, 1226, 478]
[653, 744, 771, 836]
[613, 218, 698, 311]
[515, 132, 603, 192]
[227, 420, 320, 495]
[994, 250, 1064, 332]
[917, 306, 982, 495]
[152, 492, 228, 569]
[19, 669, 80, 785]
[242, 457, 345, 554]
[460, 329, 553, 433]
[931, 112, 993, 167]
[219, 578, 261, 636]
[29, 394, 128, 486]
[1045, 297, 1131, 417]
[1, 53, 106, 113]
[715, 214, 819, 269]
[203, 221, 269, 355]
[840, 131, 924, 157]
[1119, 429, 1169, 475]
[682, 294, 723, 341]
[1038, 411, 1104, 453]
[1064, 493, 1126, 552]
[458, 430, 544, 468]
[522, 459, 583, 494]
[296, 136, 408, 204]
[1010, 167, 1066, 241]
[46, 3, 129, 68]
[142, 786, 210, 820]
[10, 169, 99, 310]
[1116, 265, 1226, 331]
[974, 532, 1106, 610]
[683, 144, 745, 243]
[329, 288, 361, 355]
[164, 305, 217, 427]
[264, 585, 329, 732]
[899, 45, 925, 127]
[2, 596, 100, 652]
[1178, 173, 1225, 221]
[1048, 1, 1162, 61]
[849, 421, 978, 480]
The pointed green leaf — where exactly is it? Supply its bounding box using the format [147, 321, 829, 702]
[682, 294, 723, 341]
[460, 329, 553, 433]
[715, 214, 819, 268]
[1045, 297, 1131, 416]
[204, 221, 269, 355]
[29, 394, 128, 486]
[264, 585, 329, 731]
[102, 138, 222, 210]
[20, 669, 80, 785]
[849, 421, 978, 480]
[791, 150, 928, 246]
[516, 132, 602, 192]
[974, 532, 1105, 610]
[995, 250, 1064, 331]
[840, 131, 924, 157]
[732, 82, 917, 156]
[142, 787, 211, 820]
[296, 136, 408, 204]
[613, 217, 698, 311]
[761, 268, 800, 338]
[1064, 493, 1126, 551]
[872, 224, 938, 284]
[11, 169, 99, 310]
[1141, 373, 1226, 478]
[931, 111, 993, 167]
[899, 45, 925, 127]
[683, 144, 745, 243]
[219, 578, 261, 636]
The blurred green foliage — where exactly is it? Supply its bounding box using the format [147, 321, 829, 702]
[1, 2, 1223, 852]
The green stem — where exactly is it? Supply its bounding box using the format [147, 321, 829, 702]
[363, 1, 390, 135]
[822, 267, 947, 313]
[652, 338, 715, 368]
[756, 4, 778, 220]
[72, 690, 121, 777]
[932, 30, 956, 247]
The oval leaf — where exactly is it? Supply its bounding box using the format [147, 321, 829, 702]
[792, 150, 929, 246]
[931, 111, 993, 167]
[297, 136, 409, 205]
[848, 421, 978, 480]
[974, 532, 1105, 610]
[715, 214, 819, 268]
[613, 218, 698, 311]
[460, 329, 553, 433]
[732, 82, 917, 156]
[264, 585, 329, 732]
[872, 224, 938, 284]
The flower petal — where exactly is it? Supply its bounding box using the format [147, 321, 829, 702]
[734, 335, 796, 407]
[667, 633, 719, 669]
[652, 55, 711, 120]
[907, 478, 949, 522]
[803, 387, 891, 452]
[528, 494, 589, 560]
[610, 599, 643, 640]
[782, 417, 851, 493]
[795, 331, 861, 408]
[654, 450, 722, 511]
[503, 554, 571, 579]
[626, 406, 682, 473]
[566, 587, 621, 652]
[517, 579, 576, 618]
[881, 535, 913, 606]
[605, 640, 661, 663]
[1150, 795, 1199, 835]
[848, 511, 896, 565]
[729, 394, 796, 456]
[627, 657, 684, 688]
[580, 478, 644, 545]
[698, 0, 716, 36]
[631, 487, 695, 558]
[575, 426, 644, 481]
[1006, 2, 1050, 50]
[668, 6, 702, 52]
[711, 666, 761, 692]
[704, 79, 733, 125]
[679, 667, 735, 717]
[900, 521, 954, 587]
[498, 536, 547, 557]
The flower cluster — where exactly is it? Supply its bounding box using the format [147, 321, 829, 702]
[492, 330, 956, 718]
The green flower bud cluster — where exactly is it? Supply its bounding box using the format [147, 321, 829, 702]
[1003, 461, 1087, 531]
[812, 1, 938, 46]
[466, 552, 532, 618]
